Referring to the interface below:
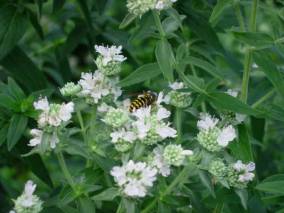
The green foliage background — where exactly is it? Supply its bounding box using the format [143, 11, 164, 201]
[1, 0, 284, 212]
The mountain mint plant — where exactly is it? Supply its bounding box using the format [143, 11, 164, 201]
[8, 0, 273, 212]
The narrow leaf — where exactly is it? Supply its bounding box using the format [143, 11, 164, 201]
[92, 187, 119, 201]
[7, 114, 28, 151]
[210, 0, 232, 26]
[254, 52, 284, 98]
[119, 63, 161, 87]
[232, 31, 274, 49]
[184, 56, 223, 79]
[155, 39, 175, 82]
[0, 6, 28, 59]
[119, 13, 137, 29]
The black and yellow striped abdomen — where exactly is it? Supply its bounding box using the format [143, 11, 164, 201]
[129, 92, 156, 112]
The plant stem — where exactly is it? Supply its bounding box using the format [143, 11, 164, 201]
[56, 151, 77, 193]
[240, 0, 258, 103]
[241, 50, 253, 103]
[249, 0, 259, 32]
[152, 10, 166, 38]
[76, 110, 86, 141]
[234, 1, 245, 31]
[175, 108, 182, 144]
[252, 89, 276, 108]
[141, 165, 191, 213]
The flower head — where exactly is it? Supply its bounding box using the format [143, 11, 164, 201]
[12, 180, 43, 213]
[34, 97, 74, 127]
[111, 160, 157, 197]
[132, 106, 176, 145]
[155, 0, 177, 10]
[78, 71, 122, 104]
[228, 160, 255, 188]
[127, 0, 156, 16]
[209, 159, 227, 179]
[197, 113, 236, 152]
[95, 45, 126, 76]
[149, 146, 171, 177]
[60, 82, 81, 97]
[95, 45, 126, 66]
[110, 128, 137, 152]
[163, 144, 193, 166]
[103, 107, 130, 128]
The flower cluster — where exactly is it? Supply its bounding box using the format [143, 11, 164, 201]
[95, 45, 126, 76]
[60, 45, 124, 105]
[227, 160, 255, 188]
[111, 160, 157, 197]
[10, 180, 43, 213]
[208, 159, 255, 189]
[30, 97, 74, 150]
[197, 113, 236, 152]
[167, 81, 192, 108]
[127, 0, 177, 17]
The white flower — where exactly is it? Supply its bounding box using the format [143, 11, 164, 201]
[33, 97, 49, 111]
[28, 129, 43, 147]
[13, 180, 43, 213]
[156, 123, 177, 138]
[197, 113, 219, 131]
[226, 89, 238, 98]
[233, 160, 255, 183]
[110, 128, 137, 144]
[111, 160, 157, 197]
[34, 97, 74, 127]
[151, 147, 171, 177]
[95, 45, 126, 66]
[97, 103, 112, 113]
[132, 106, 152, 120]
[157, 106, 171, 120]
[155, 0, 177, 10]
[169, 81, 184, 90]
[59, 102, 74, 122]
[217, 125, 236, 147]
[156, 92, 170, 105]
[78, 71, 121, 103]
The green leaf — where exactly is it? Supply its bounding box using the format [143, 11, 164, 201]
[232, 32, 274, 49]
[230, 124, 254, 162]
[27, 9, 44, 40]
[92, 187, 119, 201]
[0, 46, 47, 92]
[119, 13, 137, 29]
[198, 170, 215, 198]
[79, 198, 96, 213]
[235, 189, 248, 210]
[123, 198, 136, 213]
[177, 69, 207, 94]
[256, 175, 284, 194]
[23, 154, 54, 187]
[0, 5, 28, 59]
[0, 94, 18, 111]
[0, 124, 8, 146]
[119, 63, 161, 87]
[7, 114, 28, 151]
[155, 39, 175, 82]
[209, 0, 232, 26]
[63, 22, 87, 55]
[208, 92, 257, 115]
[7, 78, 26, 101]
[254, 52, 284, 98]
[184, 56, 223, 79]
